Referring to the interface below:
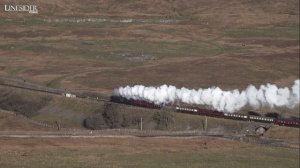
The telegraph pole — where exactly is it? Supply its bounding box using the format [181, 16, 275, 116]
[205, 116, 207, 131]
[55, 121, 61, 131]
[140, 117, 143, 131]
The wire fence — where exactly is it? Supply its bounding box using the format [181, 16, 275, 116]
[0, 109, 224, 137]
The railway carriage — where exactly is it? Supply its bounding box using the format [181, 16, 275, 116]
[224, 113, 248, 121]
[197, 108, 224, 117]
[111, 96, 300, 128]
[175, 106, 197, 114]
[248, 116, 274, 123]
[274, 118, 300, 127]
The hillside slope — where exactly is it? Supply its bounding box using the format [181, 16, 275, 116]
[0, 0, 299, 115]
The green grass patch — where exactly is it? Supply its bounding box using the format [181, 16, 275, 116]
[0, 39, 245, 61]
[46, 76, 66, 88]
[0, 15, 187, 29]
[8, 67, 24, 76]
[0, 18, 45, 27]
[226, 25, 299, 39]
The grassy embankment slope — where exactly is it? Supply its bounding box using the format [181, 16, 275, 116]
[0, 85, 251, 132]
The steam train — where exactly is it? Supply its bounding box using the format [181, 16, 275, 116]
[110, 96, 300, 128]
[110, 96, 162, 109]
[176, 106, 300, 128]
[4, 78, 298, 128]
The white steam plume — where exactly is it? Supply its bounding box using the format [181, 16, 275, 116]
[114, 80, 300, 113]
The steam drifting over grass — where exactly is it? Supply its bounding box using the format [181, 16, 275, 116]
[114, 80, 300, 113]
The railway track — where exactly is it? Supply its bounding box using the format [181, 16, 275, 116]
[0, 79, 110, 102]
[0, 82, 62, 95]
[1, 78, 299, 128]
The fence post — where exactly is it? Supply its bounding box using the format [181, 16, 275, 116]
[55, 121, 61, 130]
[205, 116, 207, 132]
[140, 117, 143, 131]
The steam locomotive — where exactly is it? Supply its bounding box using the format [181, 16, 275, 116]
[110, 96, 300, 128]
[110, 96, 162, 109]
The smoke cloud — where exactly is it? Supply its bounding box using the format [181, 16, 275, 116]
[114, 80, 300, 113]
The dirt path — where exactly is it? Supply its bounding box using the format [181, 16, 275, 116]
[0, 134, 134, 138]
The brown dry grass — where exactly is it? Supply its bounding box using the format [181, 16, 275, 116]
[0, 111, 54, 131]
[0, 1, 299, 167]
[0, 0, 298, 115]
[0, 136, 242, 152]
[0, 136, 299, 168]
[68, 53, 299, 90]
[0, 0, 298, 92]
[265, 125, 300, 143]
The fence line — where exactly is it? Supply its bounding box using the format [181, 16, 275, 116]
[0, 109, 222, 137]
